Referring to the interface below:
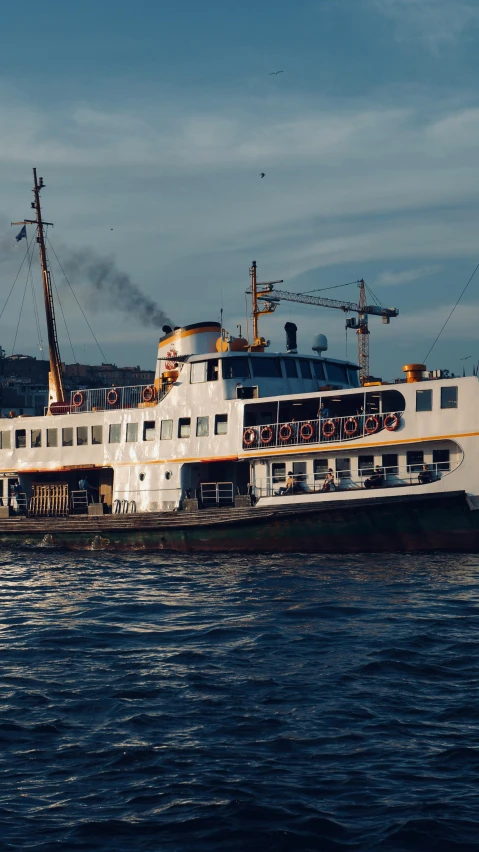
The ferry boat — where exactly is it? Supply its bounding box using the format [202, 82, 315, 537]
[0, 170, 478, 552]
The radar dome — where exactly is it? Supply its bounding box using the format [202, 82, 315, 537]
[312, 334, 328, 354]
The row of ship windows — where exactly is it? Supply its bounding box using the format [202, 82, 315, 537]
[190, 356, 358, 386]
[416, 387, 458, 411]
[0, 414, 229, 450]
[271, 449, 451, 480]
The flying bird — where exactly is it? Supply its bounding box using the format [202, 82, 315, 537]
[269, 70, 284, 75]
[259, 173, 266, 178]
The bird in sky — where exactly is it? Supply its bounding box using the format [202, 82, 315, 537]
[259, 173, 266, 178]
[269, 70, 284, 75]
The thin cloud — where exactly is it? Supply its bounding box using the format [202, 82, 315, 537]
[376, 265, 441, 286]
[373, 0, 479, 51]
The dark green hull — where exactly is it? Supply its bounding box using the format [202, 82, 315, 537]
[0, 491, 478, 552]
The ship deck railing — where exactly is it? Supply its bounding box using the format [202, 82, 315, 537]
[253, 462, 448, 499]
[243, 412, 405, 450]
[45, 377, 180, 415]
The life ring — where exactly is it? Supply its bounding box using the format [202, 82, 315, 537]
[364, 415, 380, 435]
[300, 422, 314, 441]
[142, 385, 156, 403]
[107, 388, 119, 406]
[261, 425, 274, 445]
[165, 349, 178, 371]
[384, 413, 400, 431]
[72, 391, 84, 408]
[344, 417, 358, 436]
[243, 428, 256, 446]
[322, 419, 336, 438]
[279, 423, 293, 442]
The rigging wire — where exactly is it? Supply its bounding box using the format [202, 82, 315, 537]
[11, 238, 36, 355]
[364, 283, 383, 308]
[0, 238, 31, 323]
[30, 266, 45, 358]
[46, 237, 108, 364]
[46, 247, 78, 364]
[297, 279, 362, 296]
[423, 262, 479, 364]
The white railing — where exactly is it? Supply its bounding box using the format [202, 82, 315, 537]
[243, 412, 404, 450]
[253, 462, 448, 499]
[200, 482, 235, 507]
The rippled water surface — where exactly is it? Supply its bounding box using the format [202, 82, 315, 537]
[1, 551, 479, 851]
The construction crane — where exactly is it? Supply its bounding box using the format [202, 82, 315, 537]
[249, 262, 398, 383]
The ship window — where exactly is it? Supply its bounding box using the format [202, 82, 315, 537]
[433, 449, 450, 471]
[358, 455, 375, 476]
[77, 426, 88, 446]
[251, 358, 282, 378]
[196, 416, 209, 437]
[126, 423, 138, 442]
[0, 430, 11, 450]
[143, 421, 155, 441]
[47, 428, 57, 448]
[91, 425, 103, 445]
[15, 429, 26, 449]
[312, 360, 325, 380]
[215, 414, 228, 435]
[348, 367, 360, 387]
[109, 424, 121, 444]
[325, 362, 348, 383]
[31, 429, 42, 448]
[441, 386, 458, 409]
[382, 453, 398, 475]
[299, 360, 312, 379]
[407, 450, 423, 472]
[160, 419, 173, 440]
[62, 427, 73, 447]
[284, 359, 298, 378]
[381, 389, 405, 413]
[190, 361, 207, 383]
[314, 458, 329, 480]
[272, 462, 286, 483]
[416, 389, 432, 412]
[222, 357, 251, 379]
[336, 457, 351, 479]
[178, 418, 191, 438]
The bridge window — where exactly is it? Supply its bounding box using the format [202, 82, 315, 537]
[284, 359, 298, 378]
[382, 453, 398, 475]
[416, 389, 432, 412]
[222, 357, 251, 379]
[62, 427, 73, 447]
[314, 458, 329, 481]
[47, 428, 57, 448]
[348, 367, 360, 387]
[178, 418, 191, 438]
[126, 423, 138, 442]
[160, 419, 173, 440]
[77, 426, 88, 446]
[196, 416, 209, 437]
[312, 360, 325, 380]
[215, 414, 228, 435]
[109, 424, 121, 444]
[299, 360, 312, 379]
[251, 358, 282, 378]
[191, 360, 219, 383]
[92, 425, 103, 445]
[0, 431, 11, 450]
[31, 429, 41, 448]
[407, 450, 424, 472]
[143, 421, 155, 441]
[441, 386, 457, 409]
[15, 429, 26, 449]
[433, 449, 450, 471]
[358, 455, 375, 476]
[325, 362, 348, 383]
[272, 462, 286, 483]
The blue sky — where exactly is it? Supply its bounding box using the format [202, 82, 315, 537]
[1, 0, 479, 378]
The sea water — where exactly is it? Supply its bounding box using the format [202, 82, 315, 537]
[1, 551, 478, 851]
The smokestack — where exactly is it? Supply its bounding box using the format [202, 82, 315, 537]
[285, 322, 297, 353]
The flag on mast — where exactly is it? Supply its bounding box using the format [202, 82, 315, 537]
[15, 225, 27, 242]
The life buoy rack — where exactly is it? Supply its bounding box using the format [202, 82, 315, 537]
[165, 349, 178, 371]
[142, 385, 156, 403]
[243, 428, 256, 446]
[364, 415, 380, 435]
[343, 417, 358, 436]
[384, 412, 400, 431]
[300, 422, 314, 441]
[322, 419, 336, 438]
[279, 423, 293, 442]
[72, 391, 84, 408]
[261, 425, 274, 445]
[107, 388, 119, 406]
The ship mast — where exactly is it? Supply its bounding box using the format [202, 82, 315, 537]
[13, 169, 65, 408]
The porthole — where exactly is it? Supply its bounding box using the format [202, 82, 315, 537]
[165, 470, 172, 480]
[139, 472, 146, 482]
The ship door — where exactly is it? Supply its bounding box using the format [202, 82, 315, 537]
[99, 469, 114, 510]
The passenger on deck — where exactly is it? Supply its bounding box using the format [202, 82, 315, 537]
[292, 474, 310, 494]
[418, 464, 433, 485]
[277, 471, 294, 496]
[78, 477, 98, 503]
[364, 466, 384, 489]
[318, 402, 330, 419]
[321, 469, 336, 492]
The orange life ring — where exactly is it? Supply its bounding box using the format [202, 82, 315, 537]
[322, 419, 336, 438]
[279, 423, 293, 442]
[107, 388, 119, 406]
[364, 415, 380, 435]
[72, 391, 84, 408]
[261, 425, 274, 445]
[300, 422, 314, 441]
[165, 349, 178, 371]
[344, 416, 358, 436]
[142, 385, 156, 403]
[243, 428, 256, 446]
[384, 413, 399, 431]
